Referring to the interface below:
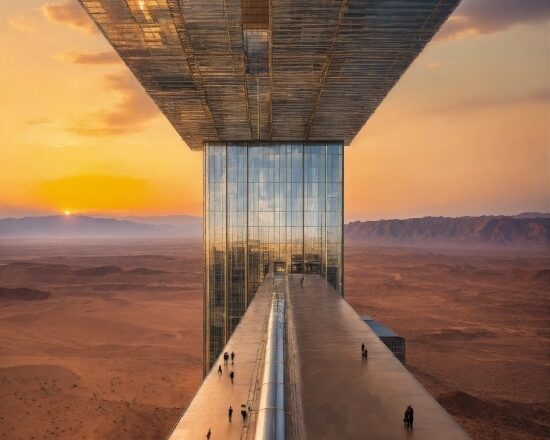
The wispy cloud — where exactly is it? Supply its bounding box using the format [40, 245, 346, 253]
[26, 117, 52, 126]
[71, 73, 160, 137]
[425, 89, 550, 116]
[425, 63, 441, 69]
[41, 1, 96, 34]
[55, 51, 121, 65]
[437, 0, 550, 41]
[8, 14, 36, 32]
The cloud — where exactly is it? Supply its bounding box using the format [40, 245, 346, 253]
[437, 0, 550, 41]
[55, 51, 121, 65]
[41, 1, 96, 34]
[425, 63, 441, 69]
[26, 117, 52, 126]
[8, 14, 36, 32]
[71, 73, 160, 137]
[425, 89, 550, 115]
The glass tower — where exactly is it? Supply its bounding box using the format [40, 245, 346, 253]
[204, 141, 343, 372]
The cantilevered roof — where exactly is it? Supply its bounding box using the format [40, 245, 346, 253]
[79, 0, 459, 150]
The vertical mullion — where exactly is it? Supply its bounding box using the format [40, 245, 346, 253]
[224, 144, 229, 345]
[324, 144, 327, 281]
[203, 146, 208, 376]
[341, 144, 344, 296]
[302, 142, 305, 276]
[245, 143, 249, 307]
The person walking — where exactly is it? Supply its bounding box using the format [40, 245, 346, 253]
[361, 343, 365, 353]
[206, 428, 211, 439]
[230, 371, 235, 384]
[223, 352, 229, 365]
[228, 406, 233, 422]
[231, 351, 235, 364]
[241, 408, 247, 422]
[403, 405, 414, 429]
[300, 277, 304, 288]
[218, 365, 222, 375]
[407, 405, 414, 429]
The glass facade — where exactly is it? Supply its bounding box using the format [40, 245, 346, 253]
[204, 141, 343, 371]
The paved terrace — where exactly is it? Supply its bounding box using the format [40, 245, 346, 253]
[167, 276, 274, 440]
[287, 274, 470, 439]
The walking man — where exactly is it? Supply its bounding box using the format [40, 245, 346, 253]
[403, 405, 414, 429]
[218, 365, 222, 375]
[241, 408, 247, 422]
[228, 406, 233, 422]
[223, 352, 229, 365]
[231, 351, 235, 364]
[230, 370, 235, 384]
[361, 343, 365, 353]
[206, 428, 211, 439]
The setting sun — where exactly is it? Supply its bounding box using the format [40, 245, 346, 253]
[64, 210, 71, 216]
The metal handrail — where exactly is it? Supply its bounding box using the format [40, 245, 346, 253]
[254, 276, 286, 440]
[284, 277, 306, 440]
[241, 278, 275, 440]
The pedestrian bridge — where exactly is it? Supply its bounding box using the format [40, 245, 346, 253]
[167, 274, 470, 439]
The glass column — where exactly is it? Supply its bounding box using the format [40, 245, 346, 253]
[204, 141, 343, 372]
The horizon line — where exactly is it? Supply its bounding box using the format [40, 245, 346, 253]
[0, 211, 548, 223]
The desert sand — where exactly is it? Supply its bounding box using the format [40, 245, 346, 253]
[0, 239, 203, 440]
[0, 239, 548, 439]
[345, 244, 550, 440]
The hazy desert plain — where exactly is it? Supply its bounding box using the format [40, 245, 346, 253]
[0, 239, 548, 439]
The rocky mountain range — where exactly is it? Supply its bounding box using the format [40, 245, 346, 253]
[1, 213, 548, 247]
[345, 213, 550, 248]
[0, 215, 201, 238]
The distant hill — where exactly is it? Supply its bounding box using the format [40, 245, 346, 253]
[2, 213, 549, 247]
[345, 214, 550, 248]
[114, 215, 201, 227]
[512, 212, 550, 219]
[0, 215, 200, 239]
[102, 214, 201, 236]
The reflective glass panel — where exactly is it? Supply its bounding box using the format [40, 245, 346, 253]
[204, 141, 343, 371]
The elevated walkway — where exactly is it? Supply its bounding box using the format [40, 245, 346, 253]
[167, 275, 274, 440]
[287, 275, 469, 439]
[168, 274, 470, 439]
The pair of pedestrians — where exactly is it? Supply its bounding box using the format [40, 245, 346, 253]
[218, 351, 236, 382]
[227, 404, 248, 423]
[226, 351, 235, 383]
[207, 403, 244, 438]
[223, 351, 235, 365]
[217, 364, 235, 383]
[403, 404, 415, 429]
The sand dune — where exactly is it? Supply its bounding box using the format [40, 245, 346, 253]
[345, 244, 550, 439]
[534, 269, 550, 281]
[425, 328, 497, 341]
[125, 268, 169, 275]
[0, 239, 548, 439]
[0, 287, 51, 301]
[0, 239, 203, 440]
[438, 391, 549, 440]
[75, 266, 124, 276]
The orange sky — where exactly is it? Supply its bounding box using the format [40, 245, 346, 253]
[1, 1, 548, 220]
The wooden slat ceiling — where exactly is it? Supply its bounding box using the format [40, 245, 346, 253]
[79, 0, 459, 150]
